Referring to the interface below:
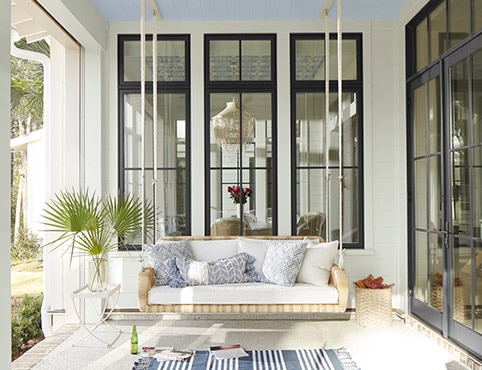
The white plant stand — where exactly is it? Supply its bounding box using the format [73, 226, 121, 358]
[71, 283, 122, 347]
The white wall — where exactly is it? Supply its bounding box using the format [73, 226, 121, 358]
[1, 1, 11, 366]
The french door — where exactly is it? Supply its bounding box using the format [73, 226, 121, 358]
[408, 34, 482, 358]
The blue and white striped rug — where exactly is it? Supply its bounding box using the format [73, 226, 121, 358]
[132, 348, 360, 370]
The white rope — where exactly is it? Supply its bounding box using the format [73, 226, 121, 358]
[152, 8, 158, 243]
[324, 10, 330, 243]
[337, 0, 344, 267]
[140, 0, 146, 264]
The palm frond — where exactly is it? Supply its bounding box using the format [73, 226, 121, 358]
[42, 189, 150, 264]
[103, 193, 154, 245]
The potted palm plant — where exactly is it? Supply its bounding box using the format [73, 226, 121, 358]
[42, 189, 154, 291]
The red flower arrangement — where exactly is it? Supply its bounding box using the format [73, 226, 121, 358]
[227, 185, 252, 204]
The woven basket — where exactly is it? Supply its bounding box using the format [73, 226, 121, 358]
[355, 286, 392, 327]
[430, 283, 465, 321]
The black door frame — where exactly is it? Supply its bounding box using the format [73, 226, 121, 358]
[408, 32, 482, 359]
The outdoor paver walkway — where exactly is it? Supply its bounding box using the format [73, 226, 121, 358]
[12, 324, 80, 370]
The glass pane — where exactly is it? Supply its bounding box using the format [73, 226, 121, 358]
[124, 93, 187, 168]
[295, 92, 326, 167]
[450, 58, 470, 237]
[341, 168, 359, 243]
[474, 242, 482, 333]
[428, 77, 441, 153]
[416, 19, 428, 71]
[321, 93, 358, 166]
[475, 0, 482, 32]
[450, 64, 469, 150]
[428, 156, 442, 230]
[294, 38, 357, 81]
[415, 158, 428, 230]
[296, 168, 327, 240]
[210, 93, 272, 168]
[453, 241, 471, 324]
[328, 39, 357, 80]
[414, 84, 427, 157]
[415, 231, 429, 303]
[295, 39, 324, 80]
[448, 0, 470, 50]
[125, 169, 187, 239]
[241, 40, 271, 81]
[429, 2, 447, 62]
[123, 39, 186, 82]
[451, 149, 469, 238]
[210, 169, 272, 236]
[209, 40, 239, 81]
[429, 233, 444, 311]
[473, 148, 482, 238]
[472, 50, 482, 145]
[297, 168, 358, 243]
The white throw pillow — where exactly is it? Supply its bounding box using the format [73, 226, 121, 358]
[237, 238, 269, 274]
[189, 239, 239, 261]
[296, 240, 339, 286]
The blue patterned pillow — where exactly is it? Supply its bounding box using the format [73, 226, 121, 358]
[144, 240, 192, 285]
[257, 240, 307, 287]
[174, 253, 255, 287]
[164, 257, 186, 288]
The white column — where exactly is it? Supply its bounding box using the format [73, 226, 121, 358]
[277, 32, 291, 235]
[191, 32, 205, 235]
[0, 3, 12, 368]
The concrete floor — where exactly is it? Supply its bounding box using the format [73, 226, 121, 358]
[11, 313, 481, 370]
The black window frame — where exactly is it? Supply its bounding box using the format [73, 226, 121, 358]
[118, 34, 192, 246]
[290, 32, 364, 248]
[204, 33, 278, 236]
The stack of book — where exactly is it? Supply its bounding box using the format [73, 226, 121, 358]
[140, 347, 193, 361]
[210, 344, 248, 360]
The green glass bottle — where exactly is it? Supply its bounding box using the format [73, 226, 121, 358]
[130, 325, 138, 354]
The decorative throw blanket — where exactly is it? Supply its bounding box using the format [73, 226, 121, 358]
[132, 348, 360, 370]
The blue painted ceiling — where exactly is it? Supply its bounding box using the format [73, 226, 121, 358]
[89, 0, 408, 22]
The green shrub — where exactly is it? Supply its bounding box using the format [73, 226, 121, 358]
[11, 294, 44, 360]
[11, 226, 41, 261]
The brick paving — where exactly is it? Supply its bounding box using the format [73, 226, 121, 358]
[11, 324, 80, 370]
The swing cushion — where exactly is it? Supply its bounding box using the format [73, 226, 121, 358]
[296, 241, 339, 286]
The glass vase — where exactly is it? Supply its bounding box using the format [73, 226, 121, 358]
[88, 257, 107, 292]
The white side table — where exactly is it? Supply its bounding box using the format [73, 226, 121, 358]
[71, 283, 122, 347]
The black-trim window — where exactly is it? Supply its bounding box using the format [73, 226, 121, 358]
[118, 34, 191, 242]
[290, 33, 364, 248]
[407, 0, 482, 76]
[205, 34, 277, 236]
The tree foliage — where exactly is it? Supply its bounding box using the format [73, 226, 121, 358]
[10, 38, 49, 137]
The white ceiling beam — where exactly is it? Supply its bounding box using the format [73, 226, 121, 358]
[318, 0, 335, 18]
[146, 0, 163, 20]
